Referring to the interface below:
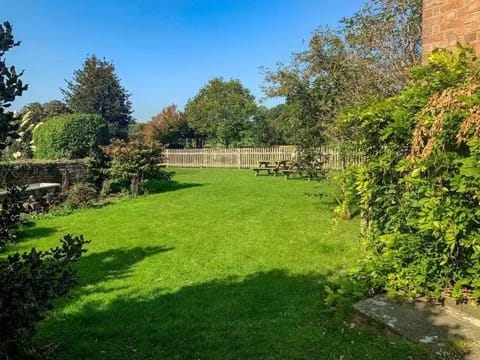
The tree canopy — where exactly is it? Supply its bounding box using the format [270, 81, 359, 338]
[343, 0, 422, 92]
[62, 55, 133, 140]
[185, 78, 257, 147]
[249, 105, 289, 146]
[8, 100, 72, 159]
[0, 21, 27, 151]
[41, 99, 71, 119]
[143, 104, 193, 147]
[19, 100, 71, 129]
[262, 0, 422, 147]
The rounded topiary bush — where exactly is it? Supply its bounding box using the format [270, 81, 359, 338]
[33, 113, 109, 159]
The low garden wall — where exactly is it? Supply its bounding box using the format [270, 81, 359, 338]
[0, 159, 89, 188]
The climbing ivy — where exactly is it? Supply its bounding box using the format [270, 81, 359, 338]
[339, 46, 480, 302]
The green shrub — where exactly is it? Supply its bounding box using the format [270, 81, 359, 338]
[340, 46, 480, 303]
[292, 147, 326, 180]
[338, 45, 480, 159]
[85, 150, 109, 189]
[0, 184, 28, 248]
[101, 140, 173, 195]
[33, 113, 109, 160]
[65, 182, 98, 209]
[0, 234, 89, 358]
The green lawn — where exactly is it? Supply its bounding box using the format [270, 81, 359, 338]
[12, 168, 430, 359]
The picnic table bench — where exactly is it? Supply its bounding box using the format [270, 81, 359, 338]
[280, 169, 296, 179]
[252, 160, 290, 176]
[252, 161, 277, 176]
[0, 182, 61, 201]
[282, 164, 324, 180]
[252, 159, 324, 180]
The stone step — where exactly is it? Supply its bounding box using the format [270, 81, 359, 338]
[354, 295, 480, 359]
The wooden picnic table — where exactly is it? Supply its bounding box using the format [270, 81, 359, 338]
[252, 161, 277, 176]
[275, 160, 288, 168]
[252, 160, 290, 176]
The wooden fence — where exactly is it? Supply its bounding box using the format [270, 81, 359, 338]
[164, 146, 364, 170]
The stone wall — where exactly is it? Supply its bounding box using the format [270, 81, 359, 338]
[423, 0, 480, 57]
[0, 159, 89, 190]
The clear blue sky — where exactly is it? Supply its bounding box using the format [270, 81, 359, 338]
[2, 0, 366, 122]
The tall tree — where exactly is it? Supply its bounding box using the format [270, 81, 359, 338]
[144, 104, 193, 147]
[342, 0, 422, 93]
[42, 99, 71, 119]
[0, 21, 27, 151]
[250, 105, 289, 146]
[128, 122, 146, 142]
[62, 55, 133, 140]
[263, 28, 377, 147]
[185, 78, 257, 147]
[20, 100, 71, 126]
[262, 0, 422, 146]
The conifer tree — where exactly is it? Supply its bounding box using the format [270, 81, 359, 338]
[62, 55, 133, 140]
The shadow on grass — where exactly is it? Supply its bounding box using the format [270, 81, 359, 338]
[14, 222, 59, 245]
[76, 246, 174, 288]
[143, 179, 203, 194]
[17, 226, 58, 239]
[37, 270, 432, 359]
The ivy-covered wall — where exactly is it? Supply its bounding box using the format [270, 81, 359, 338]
[0, 159, 88, 187]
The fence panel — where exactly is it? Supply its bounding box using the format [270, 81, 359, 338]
[164, 146, 364, 170]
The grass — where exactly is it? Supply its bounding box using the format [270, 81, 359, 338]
[10, 168, 431, 359]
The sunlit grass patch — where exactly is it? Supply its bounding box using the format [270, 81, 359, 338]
[14, 168, 429, 359]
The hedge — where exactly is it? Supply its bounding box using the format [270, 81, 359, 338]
[33, 113, 109, 160]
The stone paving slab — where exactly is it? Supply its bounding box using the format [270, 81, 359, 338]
[354, 295, 480, 359]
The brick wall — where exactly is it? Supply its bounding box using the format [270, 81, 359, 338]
[423, 0, 480, 57]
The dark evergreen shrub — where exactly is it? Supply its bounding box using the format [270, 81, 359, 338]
[0, 184, 27, 248]
[0, 235, 89, 358]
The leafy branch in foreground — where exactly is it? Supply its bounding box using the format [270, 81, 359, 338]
[0, 22, 91, 359]
[0, 21, 28, 153]
[0, 184, 28, 248]
[0, 235, 90, 358]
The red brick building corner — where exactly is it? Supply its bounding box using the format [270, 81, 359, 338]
[422, 0, 480, 57]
